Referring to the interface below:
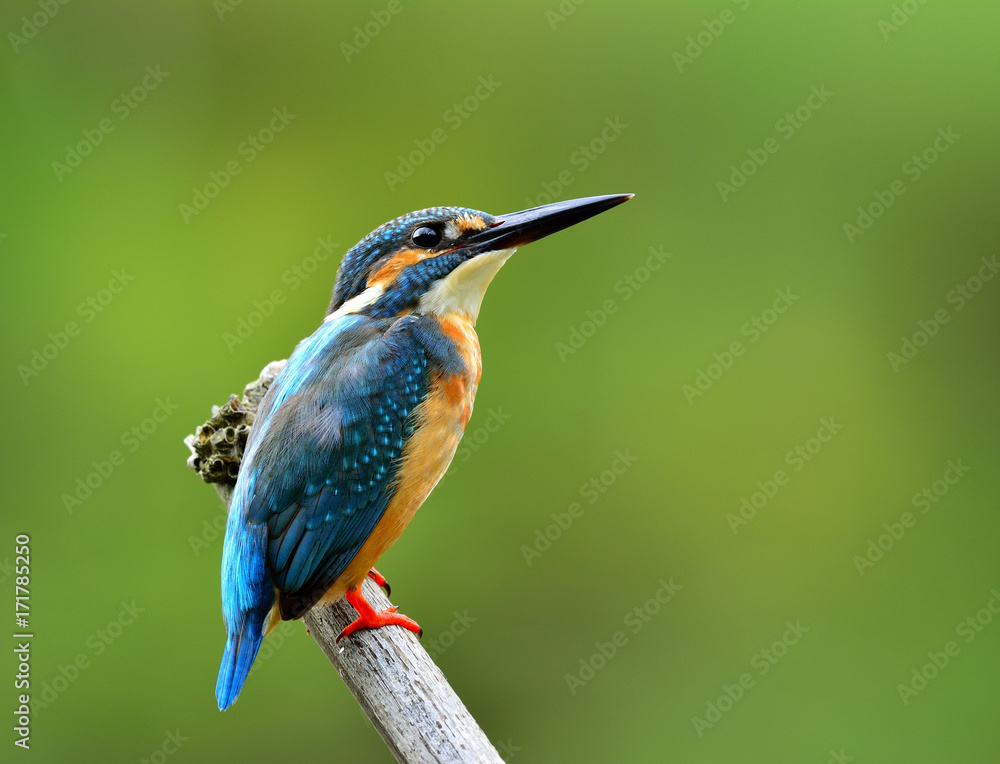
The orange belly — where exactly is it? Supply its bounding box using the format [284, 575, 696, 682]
[318, 312, 482, 605]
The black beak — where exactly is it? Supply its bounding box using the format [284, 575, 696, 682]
[468, 194, 633, 252]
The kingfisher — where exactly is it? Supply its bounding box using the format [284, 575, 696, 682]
[216, 193, 632, 710]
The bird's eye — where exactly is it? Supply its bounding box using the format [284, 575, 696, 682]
[411, 226, 442, 248]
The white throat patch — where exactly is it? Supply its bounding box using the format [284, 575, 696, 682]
[417, 247, 516, 323]
[325, 283, 385, 322]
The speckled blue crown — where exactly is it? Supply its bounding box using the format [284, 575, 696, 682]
[328, 206, 493, 312]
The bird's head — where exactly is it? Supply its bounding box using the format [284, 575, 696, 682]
[328, 194, 632, 323]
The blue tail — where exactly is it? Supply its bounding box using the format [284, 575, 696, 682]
[218, 475, 274, 710]
[216, 616, 267, 710]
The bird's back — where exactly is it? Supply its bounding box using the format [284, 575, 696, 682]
[222, 310, 479, 624]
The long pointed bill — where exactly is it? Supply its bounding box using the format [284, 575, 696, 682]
[468, 193, 633, 252]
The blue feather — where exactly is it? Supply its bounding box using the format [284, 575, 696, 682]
[216, 616, 266, 711]
[217, 465, 274, 709]
[328, 206, 490, 313]
[217, 311, 464, 706]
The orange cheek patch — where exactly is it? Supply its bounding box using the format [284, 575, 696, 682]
[454, 214, 486, 235]
[367, 249, 427, 288]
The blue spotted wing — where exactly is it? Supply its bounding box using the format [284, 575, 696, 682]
[241, 314, 428, 619]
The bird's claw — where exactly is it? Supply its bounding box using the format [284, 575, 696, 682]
[336, 609, 422, 643]
[366, 567, 391, 596]
[336, 584, 421, 643]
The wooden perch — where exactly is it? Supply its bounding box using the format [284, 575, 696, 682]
[185, 361, 503, 764]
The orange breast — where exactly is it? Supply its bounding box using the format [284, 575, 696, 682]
[319, 312, 481, 602]
[436, 313, 481, 425]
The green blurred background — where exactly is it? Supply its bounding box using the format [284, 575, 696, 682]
[2, 2, 999, 761]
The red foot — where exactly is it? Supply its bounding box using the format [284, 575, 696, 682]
[337, 585, 422, 643]
[366, 567, 390, 596]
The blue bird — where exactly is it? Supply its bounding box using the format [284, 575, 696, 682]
[216, 194, 632, 709]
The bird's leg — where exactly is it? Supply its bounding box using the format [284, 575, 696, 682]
[366, 567, 390, 596]
[337, 584, 422, 643]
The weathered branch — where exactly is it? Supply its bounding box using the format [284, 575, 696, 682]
[186, 361, 503, 764]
